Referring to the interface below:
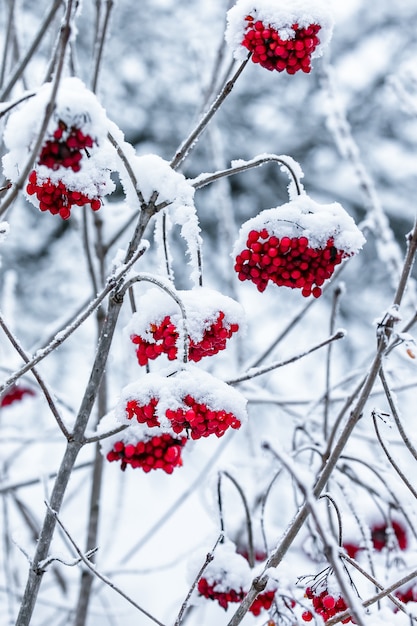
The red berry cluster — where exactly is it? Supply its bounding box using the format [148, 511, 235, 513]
[371, 520, 408, 551]
[242, 17, 321, 74]
[198, 578, 275, 615]
[38, 122, 94, 172]
[126, 398, 159, 428]
[234, 229, 346, 296]
[249, 590, 276, 616]
[166, 395, 241, 440]
[106, 434, 187, 474]
[303, 588, 353, 624]
[131, 312, 239, 366]
[26, 170, 101, 220]
[131, 316, 178, 365]
[197, 578, 246, 610]
[1, 385, 35, 407]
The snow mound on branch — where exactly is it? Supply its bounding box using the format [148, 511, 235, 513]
[233, 194, 366, 254]
[126, 286, 245, 344]
[120, 152, 195, 210]
[226, 0, 334, 61]
[114, 365, 248, 429]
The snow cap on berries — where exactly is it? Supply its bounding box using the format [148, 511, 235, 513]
[226, 0, 334, 71]
[189, 540, 252, 606]
[233, 194, 365, 295]
[126, 286, 245, 364]
[114, 365, 248, 437]
[3, 77, 113, 179]
[3, 78, 117, 218]
[235, 195, 365, 254]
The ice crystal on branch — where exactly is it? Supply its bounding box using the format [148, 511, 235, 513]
[226, 0, 333, 74]
[2, 77, 116, 219]
[126, 287, 244, 366]
[233, 195, 365, 296]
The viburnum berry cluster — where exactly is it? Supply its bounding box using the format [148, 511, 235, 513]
[106, 433, 187, 474]
[37, 121, 94, 172]
[197, 577, 246, 610]
[102, 366, 247, 473]
[26, 170, 101, 220]
[191, 541, 277, 615]
[2, 77, 116, 220]
[166, 394, 241, 440]
[226, 0, 334, 74]
[241, 18, 321, 74]
[303, 586, 353, 624]
[233, 195, 365, 296]
[131, 311, 239, 365]
[127, 287, 244, 366]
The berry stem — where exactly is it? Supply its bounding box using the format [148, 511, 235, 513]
[117, 274, 190, 364]
[173, 534, 223, 626]
[191, 153, 304, 197]
[170, 55, 251, 171]
[227, 330, 345, 385]
[220, 471, 255, 568]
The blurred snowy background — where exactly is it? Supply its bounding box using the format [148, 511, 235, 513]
[1, 1, 417, 625]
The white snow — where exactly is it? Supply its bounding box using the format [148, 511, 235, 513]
[2, 77, 117, 203]
[114, 364, 248, 429]
[125, 286, 245, 345]
[233, 193, 366, 255]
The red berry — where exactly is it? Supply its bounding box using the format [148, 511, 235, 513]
[235, 232, 348, 297]
[322, 595, 336, 610]
[302, 611, 313, 622]
[25, 170, 102, 219]
[106, 434, 187, 474]
[242, 19, 321, 74]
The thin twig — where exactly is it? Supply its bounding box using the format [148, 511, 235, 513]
[0, 243, 147, 396]
[379, 366, 417, 462]
[0, 313, 71, 440]
[173, 534, 223, 626]
[372, 411, 417, 501]
[0, 0, 63, 101]
[91, 0, 114, 93]
[45, 502, 167, 626]
[191, 153, 303, 197]
[170, 55, 250, 171]
[220, 471, 254, 568]
[227, 330, 346, 385]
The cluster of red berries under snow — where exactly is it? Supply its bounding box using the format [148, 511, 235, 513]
[233, 195, 365, 296]
[2, 77, 116, 219]
[189, 541, 277, 615]
[126, 287, 244, 366]
[302, 586, 353, 623]
[100, 366, 247, 474]
[226, 0, 333, 74]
